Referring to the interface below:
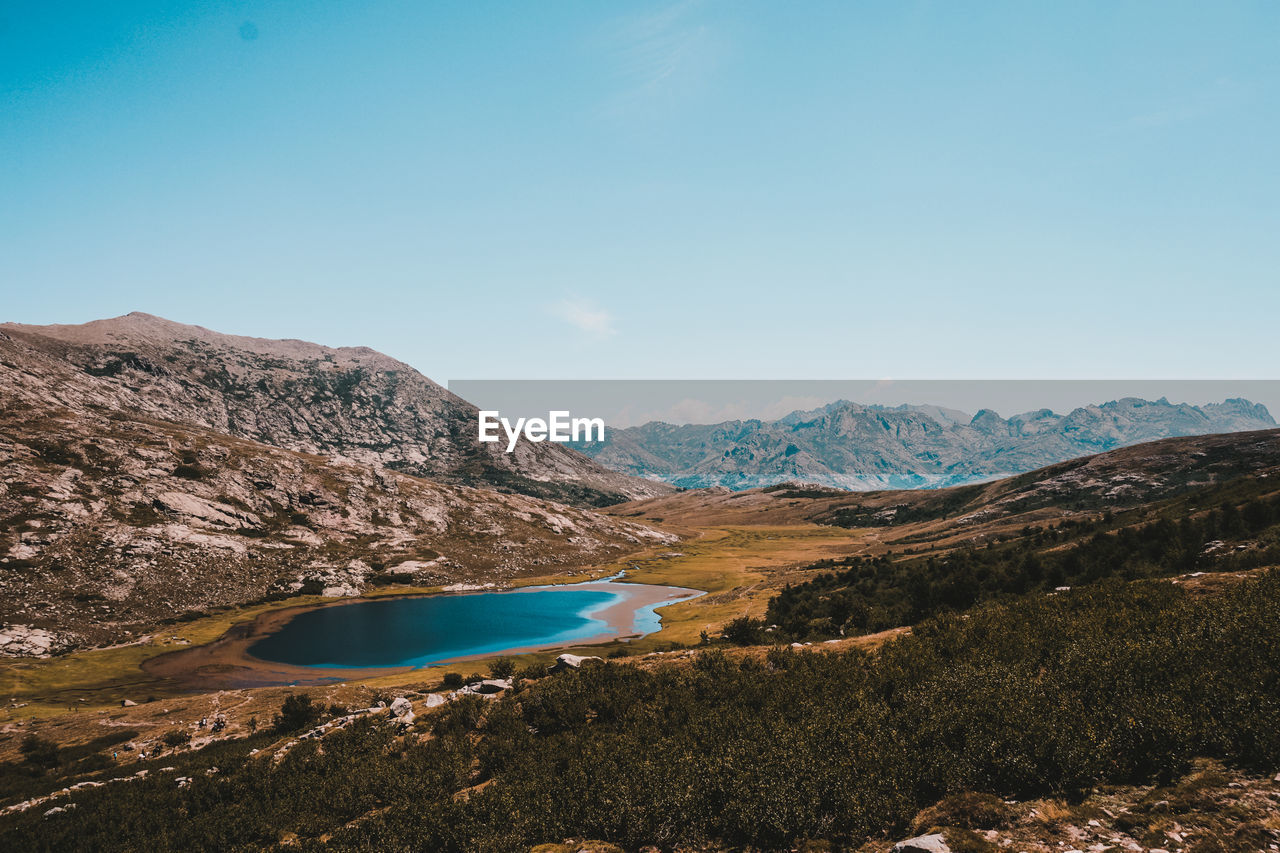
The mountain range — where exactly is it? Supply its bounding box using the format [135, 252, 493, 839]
[578, 397, 1277, 491]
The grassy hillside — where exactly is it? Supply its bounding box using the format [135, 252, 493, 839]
[3, 571, 1279, 851]
[767, 486, 1280, 638]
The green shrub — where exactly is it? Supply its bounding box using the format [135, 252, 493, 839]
[273, 693, 321, 733]
[488, 657, 517, 679]
[18, 735, 59, 771]
[911, 792, 1014, 833]
[514, 662, 547, 681]
[722, 616, 765, 645]
[161, 731, 191, 748]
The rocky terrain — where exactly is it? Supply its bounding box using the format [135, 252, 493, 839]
[1, 314, 666, 507]
[0, 318, 675, 651]
[610, 427, 1280, 535]
[581, 397, 1276, 491]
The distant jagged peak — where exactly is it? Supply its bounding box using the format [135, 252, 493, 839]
[583, 393, 1278, 493]
[969, 408, 1007, 432]
[1205, 397, 1277, 423]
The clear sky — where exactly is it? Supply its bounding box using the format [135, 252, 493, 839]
[3, 1, 1278, 382]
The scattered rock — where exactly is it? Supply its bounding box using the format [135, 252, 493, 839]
[894, 833, 951, 853]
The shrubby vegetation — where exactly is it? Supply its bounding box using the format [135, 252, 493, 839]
[0, 730, 138, 805]
[17, 736, 59, 772]
[5, 571, 1280, 851]
[273, 693, 322, 733]
[770, 491, 1280, 638]
[489, 656, 517, 679]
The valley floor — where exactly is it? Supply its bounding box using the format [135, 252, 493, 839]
[0, 520, 861, 754]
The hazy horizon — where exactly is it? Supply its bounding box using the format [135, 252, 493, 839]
[449, 379, 1280, 429]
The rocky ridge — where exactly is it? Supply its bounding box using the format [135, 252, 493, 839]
[1, 314, 666, 507]
[582, 397, 1276, 491]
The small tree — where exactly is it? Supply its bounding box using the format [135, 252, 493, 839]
[722, 616, 765, 646]
[489, 656, 517, 679]
[514, 661, 547, 681]
[273, 693, 321, 733]
[20, 734, 59, 771]
[442, 672, 463, 688]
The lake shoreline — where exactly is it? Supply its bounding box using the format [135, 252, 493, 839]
[142, 576, 703, 690]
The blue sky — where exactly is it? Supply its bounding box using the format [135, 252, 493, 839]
[2, 1, 1278, 381]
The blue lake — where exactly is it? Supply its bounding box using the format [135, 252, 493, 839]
[246, 582, 699, 669]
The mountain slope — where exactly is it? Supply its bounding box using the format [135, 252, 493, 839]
[609, 427, 1280, 537]
[581, 397, 1276, 490]
[1, 314, 667, 507]
[0, 325, 675, 652]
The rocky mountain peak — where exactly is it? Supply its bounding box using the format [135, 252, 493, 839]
[1, 315, 667, 506]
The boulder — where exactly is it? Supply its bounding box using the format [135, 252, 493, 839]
[548, 653, 602, 674]
[424, 693, 447, 708]
[121, 699, 138, 707]
[153, 492, 260, 529]
[0, 625, 71, 658]
[457, 679, 512, 697]
[389, 697, 413, 717]
[893, 834, 951, 853]
[387, 559, 439, 576]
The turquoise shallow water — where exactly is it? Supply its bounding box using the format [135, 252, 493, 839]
[247, 585, 654, 669]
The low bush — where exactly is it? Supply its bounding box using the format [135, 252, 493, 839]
[18, 736, 58, 771]
[273, 693, 321, 733]
[161, 731, 191, 748]
[488, 657, 517, 679]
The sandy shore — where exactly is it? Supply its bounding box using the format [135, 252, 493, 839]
[143, 580, 702, 690]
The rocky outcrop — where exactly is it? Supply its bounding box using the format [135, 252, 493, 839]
[892, 835, 950, 853]
[548, 653, 603, 673]
[0, 625, 73, 658]
[457, 678, 513, 696]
